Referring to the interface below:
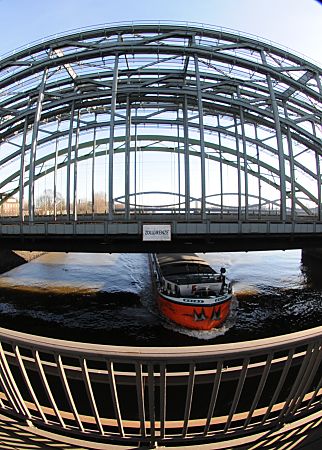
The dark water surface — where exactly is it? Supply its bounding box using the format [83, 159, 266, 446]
[0, 250, 321, 346]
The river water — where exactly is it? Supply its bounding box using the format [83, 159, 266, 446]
[0, 250, 321, 346]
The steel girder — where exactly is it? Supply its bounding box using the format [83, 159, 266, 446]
[0, 23, 321, 222]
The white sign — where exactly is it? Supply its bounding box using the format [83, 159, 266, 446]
[142, 224, 171, 241]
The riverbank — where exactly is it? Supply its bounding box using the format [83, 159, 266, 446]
[0, 250, 46, 274]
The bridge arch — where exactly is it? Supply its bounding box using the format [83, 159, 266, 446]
[0, 23, 321, 225]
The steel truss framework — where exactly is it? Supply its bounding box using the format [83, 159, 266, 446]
[0, 23, 321, 225]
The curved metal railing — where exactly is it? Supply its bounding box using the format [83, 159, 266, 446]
[0, 325, 322, 447]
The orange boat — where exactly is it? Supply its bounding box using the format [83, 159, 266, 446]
[150, 253, 233, 330]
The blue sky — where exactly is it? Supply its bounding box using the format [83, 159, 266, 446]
[0, 0, 321, 65]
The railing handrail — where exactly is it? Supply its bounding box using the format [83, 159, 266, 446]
[1, 325, 322, 361]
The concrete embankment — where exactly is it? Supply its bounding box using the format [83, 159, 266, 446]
[0, 250, 45, 274]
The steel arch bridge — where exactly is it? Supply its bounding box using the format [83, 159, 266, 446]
[0, 22, 321, 252]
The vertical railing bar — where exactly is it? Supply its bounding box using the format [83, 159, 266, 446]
[292, 342, 322, 414]
[224, 358, 249, 433]
[55, 354, 84, 432]
[316, 390, 322, 406]
[147, 364, 156, 444]
[135, 362, 146, 438]
[182, 363, 196, 438]
[159, 363, 166, 439]
[261, 348, 295, 425]
[33, 350, 66, 428]
[277, 343, 315, 421]
[14, 346, 48, 423]
[0, 342, 31, 418]
[80, 358, 104, 435]
[317, 388, 322, 405]
[243, 353, 273, 429]
[203, 360, 223, 436]
[306, 379, 322, 410]
[287, 342, 322, 416]
[305, 346, 322, 410]
[106, 361, 124, 437]
[0, 371, 7, 409]
[0, 359, 20, 413]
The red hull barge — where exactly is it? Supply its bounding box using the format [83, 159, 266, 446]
[151, 253, 233, 331]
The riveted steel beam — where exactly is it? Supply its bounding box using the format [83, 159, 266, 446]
[28, 68, 49, 222]
[108, 52, 119, 220]
[261, 51, 287, 221]
[193, 47, 206, 219]
[0, 23, 321, 226]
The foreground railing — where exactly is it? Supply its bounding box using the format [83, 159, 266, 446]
[0, 326, 321, 448]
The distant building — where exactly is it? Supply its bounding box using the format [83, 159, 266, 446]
[1, 198, 19, 217]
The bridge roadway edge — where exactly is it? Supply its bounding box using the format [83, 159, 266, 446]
[0, 233, 321, 253]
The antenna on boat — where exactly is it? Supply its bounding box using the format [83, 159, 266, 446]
[220, 267, 226, 294]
